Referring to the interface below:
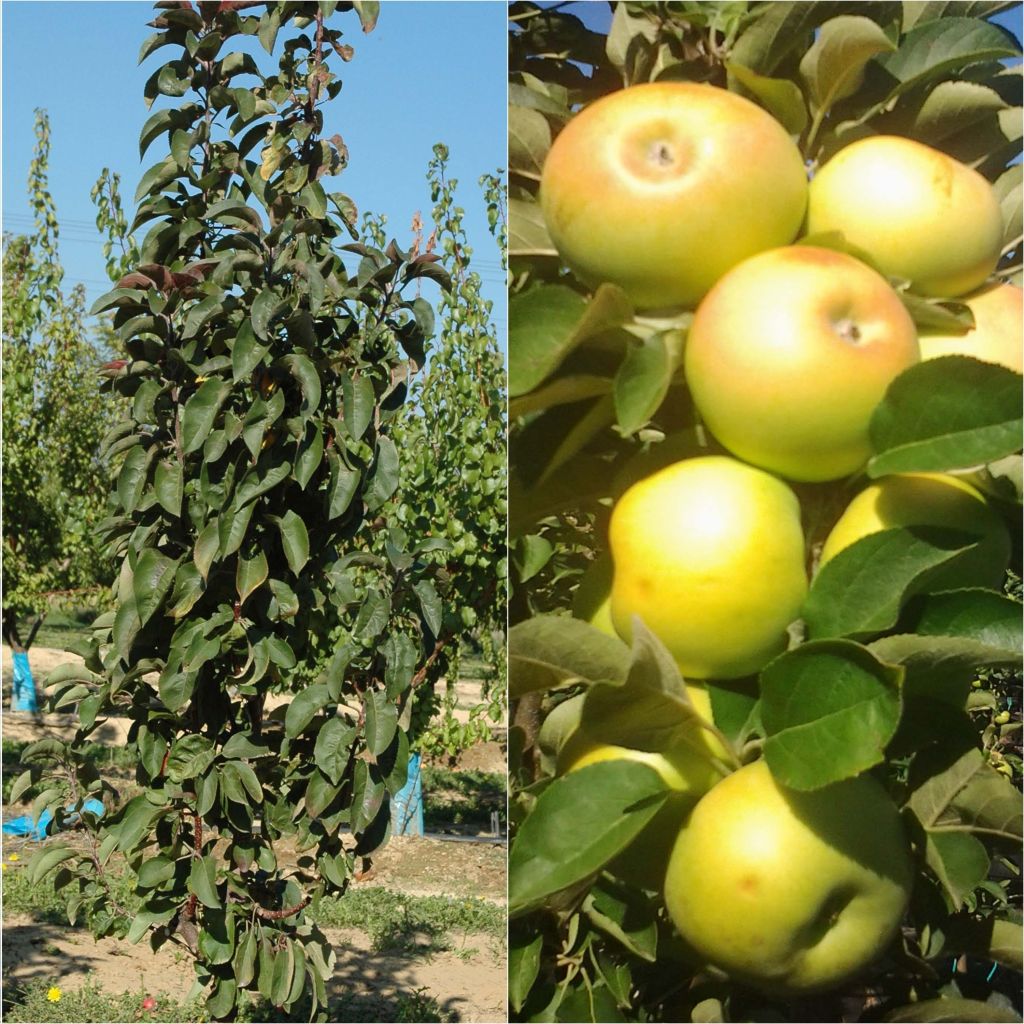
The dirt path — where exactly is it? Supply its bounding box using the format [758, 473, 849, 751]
[2, 914, 505, 1022]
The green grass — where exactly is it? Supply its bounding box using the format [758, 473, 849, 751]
[2, 978, 454, 1023]
[2, 860, 501, 950]
[14, 611, 96, 652]
[421, 767, 504, 832]
[2, 980, 204, 1024]
[314, 886, 504, 952]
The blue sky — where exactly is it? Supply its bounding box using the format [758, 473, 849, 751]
[1, 1, 507, 338]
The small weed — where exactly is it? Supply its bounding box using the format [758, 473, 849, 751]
[394, 987, 455, 1022]
[2, 978, 203, 1023]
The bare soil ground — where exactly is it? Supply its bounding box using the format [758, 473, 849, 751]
[1, 645, 508, 1023]
[2, 914, 504, 1022]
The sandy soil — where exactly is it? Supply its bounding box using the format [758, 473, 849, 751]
[2, 913, 505, 1023]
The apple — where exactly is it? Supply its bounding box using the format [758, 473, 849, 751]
[684, 246, 920, 482]
[819, 472, 1011, 589]
[540, 82, 807, 311]
[918, 283, 1023, 373]
[609, 456, 807, 679]
[664, 760, 913, 994]
[807, 135, 1003, 298]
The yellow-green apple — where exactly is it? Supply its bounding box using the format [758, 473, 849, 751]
[664, 760, 913, 994]
[918, 283, 1023, 373]
[807, 135, 1003, 297]
[684, 246, 919, 482]
[609, 456, 807, 679]
[819, 472, 1011, 589]
[540, 82, 807, 310]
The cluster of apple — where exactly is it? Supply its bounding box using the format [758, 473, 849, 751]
[538, 82, 1018, 994]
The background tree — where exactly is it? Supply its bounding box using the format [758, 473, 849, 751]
[2, 110, 119, 655]
[508, 4, 1023, 1022]
[16, 3, 478, 1020]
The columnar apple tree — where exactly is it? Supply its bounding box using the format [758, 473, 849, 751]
[18, 2, 454, 1018]
[508, 4, 1022, 1023]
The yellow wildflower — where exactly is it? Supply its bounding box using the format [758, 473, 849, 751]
[8, 852, 19, 861]
[47, 987, 62, 1003]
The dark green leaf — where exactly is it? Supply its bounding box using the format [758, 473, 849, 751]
[869, 358, 1023, 476]
[509, 761, 669, 915]
[761, 640, 904, 790]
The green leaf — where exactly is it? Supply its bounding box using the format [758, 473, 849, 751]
[509, 283, 633, 397]
[760, 640, 904, 790]
[353, 0, 380, 33]
[232, 319, 270, 381]
[994, 163, 1022, 250]
[509, 373, 612, 419]
[257, 7, 281, 52]
[905, 79, 1008, 147]
[924, 830, 990, 907]
[221, 733, 272, 759]
[877, 17, 1021, 94]
[908, 742, 1022, 841]
[509, 761, 669, 915]
[134, 156, 178, 204]
[154, 459, 183, 517]
[277, 510, 309, 574]
[804, 527, 983, 639]
[286, 683, 329, 738]
[799, 16, 896, 112]
[911, 588, 1023, 653]
[115, 794, 160, 852]
[508, 932, 543, 1014]
[251, 288, 287, 339]
[508, 197, 557, 258]
[294, 424, 324, 490]
[278, 353, 321, 418]
[727, 63, 808, 135]
[342, 373, 374, 440]
[236, 550, 268, 607]
[314, 718, 357, 785]
[884, 997, 1022, 1022]
[869, 358, 1022, 477]
[363, 436, 399, 512]
[133, 549, 179, 628]
[509, 616, 631, 698]
[219, 502, 255, 558]
[326, 452, 360, 518]
[509, 104, 551, 179]
[413, 580, 442, 636]
[138, 854, 176, 889]
[27, 844, 77, 885]
[350, 758, 385, 835]
[235, 455, 290, 507]
[182, 378, 231, 454]
[583, 876, 659, 962]
[194, 519, 220, 581]
[118, 444, 153, 513]
[613, 329, 684, 435]
[364, 691, 398, 757]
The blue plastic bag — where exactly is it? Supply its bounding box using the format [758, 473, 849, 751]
[392, 752, 424, 835]
[2, 799, 105, 841]
[10, 651, 39, 712]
